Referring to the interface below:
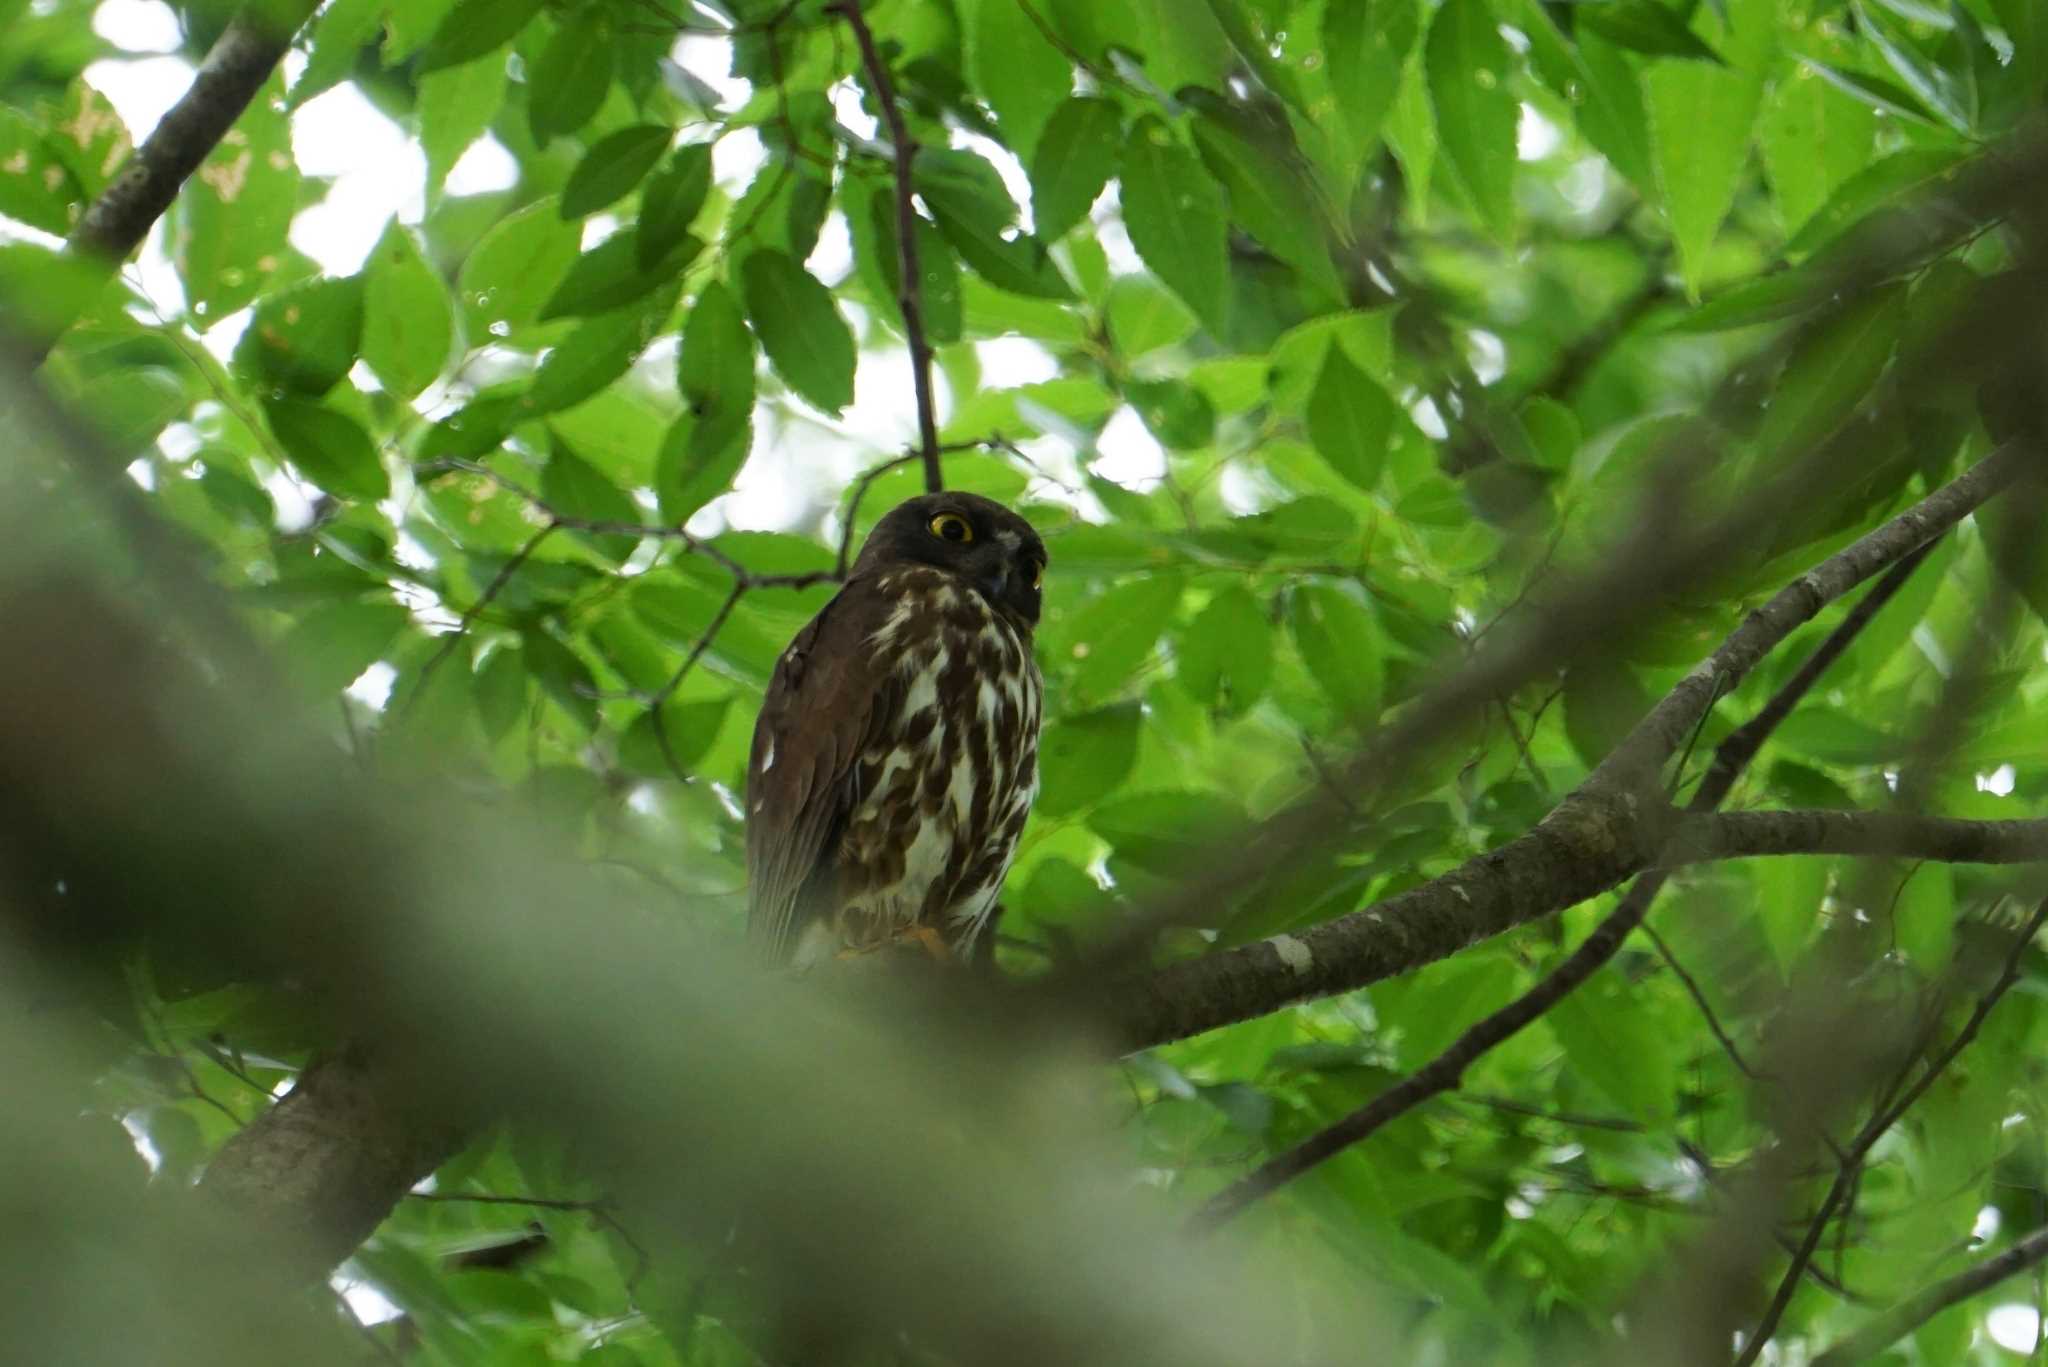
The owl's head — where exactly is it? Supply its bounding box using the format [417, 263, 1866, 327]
[854, 492, 1049, 627]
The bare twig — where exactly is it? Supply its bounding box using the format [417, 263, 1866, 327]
[829, 0, 943, 493]
[1735, 895, 2048, 1366]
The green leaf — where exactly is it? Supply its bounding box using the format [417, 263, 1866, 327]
[1893, 862, 1956, 972]
[418, 0, 546, 71]
[739, 249, 856, 415]
[1187, 100, 1340, 298]
[362, 221, 454, 400]
[0, 108, 82, 234]
[280, 599, 408, 696]
[1562, 658, 1652, 765]
[1036, 704, 1142, 816]
[48, 80, 131, 201]
[1425, 0, 1518, 240]
[1176, 585, 1272, 716]
[1120, 117, 1229, 334]
[1580, 2, 1724, 63]
[525, 281, 681, 416]
[1128, 378, 1215, 451]
[522, 628, 598, 729]
[233, 274, 364, 395]
[1798, 57, 1948, 129]
[1547, 971, 1676, 1123]
[167, 73, 297, 326]
[539, 229, 700, 320]
[290, 0, 386, 109]
[1645, 0, 1770, 295]
[1305, 346, 1400, 491]
[1106, 275, 1198, 357]
[418, 46, 507, 197]
[619, 699, 731, 777]
[1324, 0, 1419, 148]
[1057, 575, 1184, 704]
[676, 279, 756, 450]
[1290, 584, 1383, 725]
[542, 439, 640, 564]
[916, 149, 1073, 301]
[560, 125, 674, 219]
[459, 196, 581, 337]
[855, 187, 964, 345]
[637, 144, 712, 267]
[965, 0, 1070, 157]
[1030, 97, 1120, 242]
[528, 9, 614, 145]
[1754, 283, 1906, 457]
[1091, 790, 1247, 881]
[264, 397, 389, 501]
[1782, 147, 1965, 260]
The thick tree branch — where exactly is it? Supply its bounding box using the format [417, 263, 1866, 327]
[72, 4, 316, 265]
[1812, 1225, 2048, 1365]
[1116, 447, 2023, 1050]
[830, 0, 943, 493]
[1680, 810, 2048, 865]
[1192, 548, 1935, 1228]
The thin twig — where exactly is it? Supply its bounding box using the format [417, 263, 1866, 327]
[829, 0, 943, 493]
[398, 520, 559, 721]
[1813, 1225, 2048, 1364]
[1192, 541, 1942, 1229]
[1736, 895, 2048, 1366]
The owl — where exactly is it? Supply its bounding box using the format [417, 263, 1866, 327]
[745, 492, 1048, 969]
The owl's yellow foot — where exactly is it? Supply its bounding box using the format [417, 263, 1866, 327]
[831, 924, 952, 963]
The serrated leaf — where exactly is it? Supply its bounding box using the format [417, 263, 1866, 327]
[524, 281, 681, 416]
[1037, 704, 1142, 816]
[459, 196, 581, 337]
[916, 149, 1073, 300]
[1120, 117, 1228, 333]
[528, 9, 614, 144]
[48, 80, 131, 201]
[280, 599, 408, 696]
[1755, 282, 1906, 457]
[1581, 2, 1724, 63]
[1291, 584, 1383, 725]
[362, 221, 454, 400]
[965, 0, 1069, 157]
[290, 0, 386, 108]
[1306, 346, 1399, 491]
[264, 397, 388, 501]
[539, 229, 699, 320]
[1176, 585, 1272, 716]
[418, 44, 507, 196]
[1030, 97, 1120, 242]
[740, 249, 855, 415]
[542, 439, 640, 563]
[233, 273, 363, 394]
[1056, 575, 1183, 704]
[1798, 56, 1948, 128]
[560, 124, 674, 219]
[0, 108, 82, 235]
[1425, 0, 1518, 240]
[637, 144, 712, 266]
[1127, 378, 1215, 450]
[418, 0, 546, 71]
[167, 74, 296, 325]
[1324, 0, 1419, 148]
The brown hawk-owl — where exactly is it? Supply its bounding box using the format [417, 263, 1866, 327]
[745, 492, 1048, 969]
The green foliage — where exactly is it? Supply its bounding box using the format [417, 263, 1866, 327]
[12, 0, 2048, 1361]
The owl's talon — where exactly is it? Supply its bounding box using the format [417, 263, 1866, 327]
[899, 924, 952, 962]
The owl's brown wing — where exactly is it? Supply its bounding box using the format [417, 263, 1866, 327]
[744, 578, 900, 962]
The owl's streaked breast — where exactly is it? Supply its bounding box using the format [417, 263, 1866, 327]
[806, 566, 1041, 967]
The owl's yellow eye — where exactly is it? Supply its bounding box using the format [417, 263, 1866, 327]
[928, 512, 973, 543]
[1030, 561, 1043, 590]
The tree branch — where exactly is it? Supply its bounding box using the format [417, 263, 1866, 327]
[72, 3, 317, 265]
[1812, 1225, 2048, 1365]
[1114, 447, 2022, 1051]
[1191, 547, 1935, 1228]
[1734, 895, 2048, 1366]
[830, 0, 943, 493]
